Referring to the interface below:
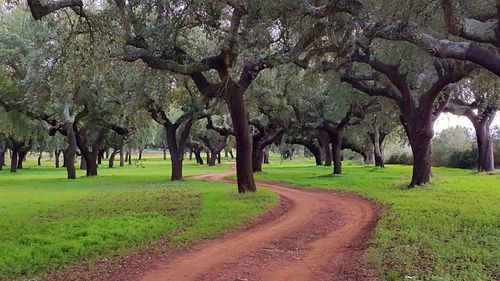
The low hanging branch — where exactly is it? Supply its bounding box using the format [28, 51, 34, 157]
[27, 0, 83, 20]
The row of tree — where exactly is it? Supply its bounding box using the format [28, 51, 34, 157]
[0, 0, 499, 192]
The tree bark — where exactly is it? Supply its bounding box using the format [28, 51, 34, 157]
[207, 150, 217, 166]
[226, 89, 256, 192]
[10, 148, 18, 173]
[332, 134, 342, 175]
[404, 114, 434, 187]
[64, 122, 77, 179]
[251, 147, 263, 172]
[475, 122, 495, 172]
[409, 136, 432, 187]
[139, 149, 144, 160]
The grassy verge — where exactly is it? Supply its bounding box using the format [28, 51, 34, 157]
[0, 158, 277, 280]
[253, 160, 499, 281]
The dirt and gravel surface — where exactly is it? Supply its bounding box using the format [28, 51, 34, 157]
[44, 169, 379, 281]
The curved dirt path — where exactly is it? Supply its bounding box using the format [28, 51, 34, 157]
[140, 169, 379, 281]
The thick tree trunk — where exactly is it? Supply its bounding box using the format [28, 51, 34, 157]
[64, 122, 77, 179]
[217, 153, 221, 164]
[332, 135, 342, 175]
[226, 90, 256, 193]
[475, 123, 495, 172]
[402, 113, 434, 188]
[10, 148, 18, 173]
[409, 137, 432, 187]
[86, 152, 98, 176]
[170, 150, 183, 180]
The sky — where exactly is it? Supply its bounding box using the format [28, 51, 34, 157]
[434, 113, 500, 133]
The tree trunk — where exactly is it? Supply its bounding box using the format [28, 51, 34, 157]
[252, 147, 263, 172]
[138, 149, 143, 160]
[0, 150, 5, 171]
[170, 150, 183, 180]
[108, 149, 119, 168]
[368, 131, 385, 168]
[126, 150, 132, 165]
[37, 150, 43, 166]
[226, 89, 256, 193]
[409, 138, 432, 187]
[17, 151, 27, 169]
[163, 147, 167, 160]
[189, 150, 193, 161]
[475, 122, 495, 172]
[97, 149, 105, 165]
[119, 148, 124, 167]
[263, 149, 270, 164]
[64, 122, 77, 179]
[86, 152, 98, 176]
[54, 150, 61, 168]
[217, 153, 221, 164]
[207, 150, 217, 166]
[80, 156, 87, 170]
[194, 150, 203, 164]
[319, 132, 332, 166]
[10, 148, 18, 173]
[332, 136, 342, 175]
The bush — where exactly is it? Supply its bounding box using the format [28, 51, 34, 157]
[447, 149, 477, 169]
[386, 152, 413, 165]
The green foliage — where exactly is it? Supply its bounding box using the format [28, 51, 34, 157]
[0, 158, 277, 279]
[253, 159, 500, 281]
[432, 126, 476, 168]
[386, 152, 413, 165]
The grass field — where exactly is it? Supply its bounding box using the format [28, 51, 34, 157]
[0, 157, 277, 280]
[254, 160, 500, 281]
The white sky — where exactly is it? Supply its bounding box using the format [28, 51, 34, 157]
[434, 113, 500, 133]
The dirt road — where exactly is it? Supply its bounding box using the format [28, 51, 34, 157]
[140, 170, 379, 281]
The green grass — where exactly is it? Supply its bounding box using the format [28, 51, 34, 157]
[0, 157, 277, 280]
[253, 159, 500, 281]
